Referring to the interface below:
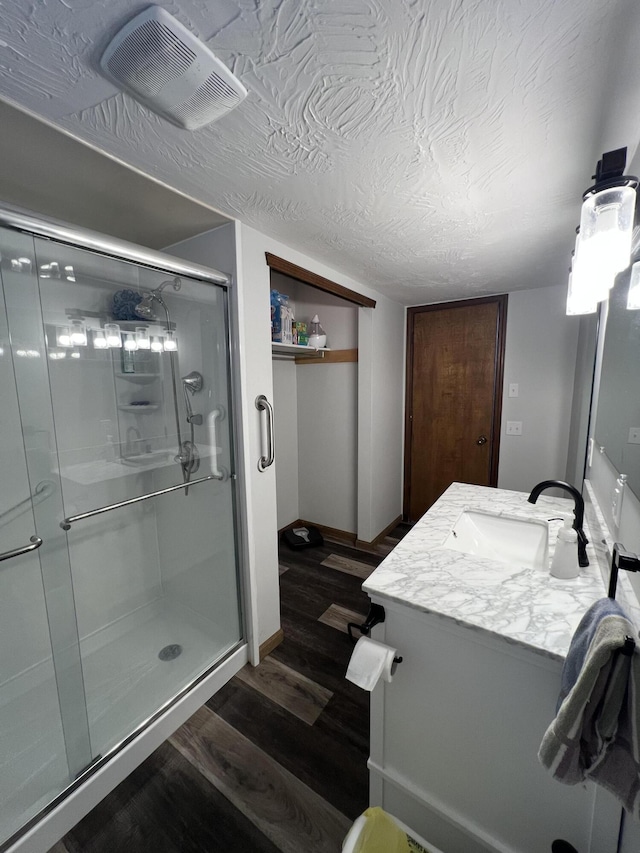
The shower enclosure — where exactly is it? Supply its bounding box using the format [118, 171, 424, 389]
[0, 209, 244, 850]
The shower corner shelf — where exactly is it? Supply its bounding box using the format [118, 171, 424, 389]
[115, 372, 160, 384]
[117, 404, 159, 413]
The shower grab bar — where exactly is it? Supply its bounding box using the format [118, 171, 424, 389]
[59, 474, 221, 530]
[256, 395, 275, 472]
[0, 535, 43, 563]
[0, 480, 55, 528]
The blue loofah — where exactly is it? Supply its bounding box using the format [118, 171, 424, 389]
[112, 290, 143, 321]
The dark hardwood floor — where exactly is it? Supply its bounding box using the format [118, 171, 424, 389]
[51, 528, 409, 853]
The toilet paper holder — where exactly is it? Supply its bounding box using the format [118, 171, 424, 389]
[347, 604, 403, 666]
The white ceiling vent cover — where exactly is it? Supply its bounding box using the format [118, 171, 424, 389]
[100, 6, 247, 130]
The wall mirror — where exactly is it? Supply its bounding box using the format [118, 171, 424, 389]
[593, 266, 640, 497]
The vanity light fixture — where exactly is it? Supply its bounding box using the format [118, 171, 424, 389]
[70, 320, 87, 347]
[92, 328, 108, 349]
[566, 269, 598, 316]
[123, 333, 138, 351]
[150, 335, 164, 353]
[56, 326, 72, 347]
[135, 327, 150, 349]
[567, 147, 638, 314]
[163, 330, 178, 351]
[104, 323, 122, 348]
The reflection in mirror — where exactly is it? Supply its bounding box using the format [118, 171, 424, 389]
[594, 268, 640, 498]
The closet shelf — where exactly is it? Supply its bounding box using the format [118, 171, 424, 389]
[271, 343, 329, 360]
[117, 404, 159, 413]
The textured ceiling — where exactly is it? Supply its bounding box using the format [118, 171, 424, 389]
[1, 0, 640, 304]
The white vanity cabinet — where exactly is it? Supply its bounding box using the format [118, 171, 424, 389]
[362, 482, 629, 853]
[368, 600, 622, 853]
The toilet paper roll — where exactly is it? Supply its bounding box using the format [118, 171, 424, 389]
[346, 636, 398, 691]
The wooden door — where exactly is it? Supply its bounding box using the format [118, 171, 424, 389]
[404, 296, 507, 522]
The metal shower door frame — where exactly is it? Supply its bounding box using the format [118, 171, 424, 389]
[0, 204, 251, 853]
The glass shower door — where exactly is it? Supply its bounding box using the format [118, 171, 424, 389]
[0, 230, 79, 847]
[32, 237, 243, 760]
[0, 221, 243, 848]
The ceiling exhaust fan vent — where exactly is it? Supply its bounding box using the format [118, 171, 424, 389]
[100, 6, 247, 130]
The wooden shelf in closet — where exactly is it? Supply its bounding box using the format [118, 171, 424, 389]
[294, 348, 358, 365]
[271, 343, 358, 364]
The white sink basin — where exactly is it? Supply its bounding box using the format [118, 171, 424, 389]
[440, 508, 549, 570]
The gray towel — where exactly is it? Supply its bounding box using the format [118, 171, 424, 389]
[539, 598, 640, 817]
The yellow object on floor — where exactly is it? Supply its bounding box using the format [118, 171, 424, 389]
[352, 807, 429, 852]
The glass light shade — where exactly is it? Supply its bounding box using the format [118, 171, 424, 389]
[571, 253, 612, 304]
[135, 326, 150, 349]
[70, 320, 87, 346]
[579, 186, 636, 285]
[150, 336, 164, 352]
[627, 262, 640, 309]
[70, 350, 81, 359]
[104, 323, 122, 348]
[163, 330, 178, 351]
[566, 271, 597, 315]
[93, 329, 107, 349]
[57, 326, 72, 347]
[123, 333, 138, 351]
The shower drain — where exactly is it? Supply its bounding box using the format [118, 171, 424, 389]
[158, 644, 183, 661]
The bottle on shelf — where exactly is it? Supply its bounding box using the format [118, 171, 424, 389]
[308, 314, 326, 348]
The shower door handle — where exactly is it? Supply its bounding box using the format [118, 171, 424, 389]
[256, 395, 275, 472]
[207, 407, 224, 478]
[0, 534, 42, 564]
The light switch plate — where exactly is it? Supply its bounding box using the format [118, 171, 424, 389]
[628, 427, 640, 444]
[508, 383, 519, 398]
[506, 421, 522, 436]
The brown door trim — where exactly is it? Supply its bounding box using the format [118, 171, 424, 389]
[403, 294, 508, 520]
[265, 252, 376, 308]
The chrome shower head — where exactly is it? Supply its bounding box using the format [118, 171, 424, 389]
[134, 277, 182, 320]
[181, 371, 203, 393]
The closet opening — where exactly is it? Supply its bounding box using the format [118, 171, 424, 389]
[267, 264, 361, 546]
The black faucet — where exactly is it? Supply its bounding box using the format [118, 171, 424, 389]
[527, 480, 589, 568]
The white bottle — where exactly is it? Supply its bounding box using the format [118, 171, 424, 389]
[550, 516, 579, 579]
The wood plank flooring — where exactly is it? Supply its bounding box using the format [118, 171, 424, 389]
[49, 528, 410, 853]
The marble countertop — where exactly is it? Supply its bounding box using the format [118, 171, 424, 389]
[363, 482, 636, 662]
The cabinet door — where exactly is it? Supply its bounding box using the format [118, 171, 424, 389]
[370, 606, 621, 853]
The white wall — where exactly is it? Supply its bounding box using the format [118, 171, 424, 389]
[297, 362, 358, 532]
[272, 359, 299, 528]
[498, 285, 580, 492]
[358, 299, 406, 541]
[167, 222, 270, 659]
[168, 222, 280, 655]
[293, 281, 359, 534]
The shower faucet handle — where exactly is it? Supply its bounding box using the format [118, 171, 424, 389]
[187, 413, 203, 426]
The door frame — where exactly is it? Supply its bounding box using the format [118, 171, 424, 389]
[403, 295, 508, 520]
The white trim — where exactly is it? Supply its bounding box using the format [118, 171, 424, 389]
[368, 758, 515, 853]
